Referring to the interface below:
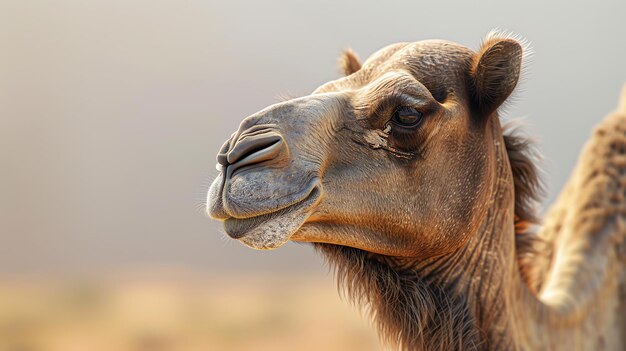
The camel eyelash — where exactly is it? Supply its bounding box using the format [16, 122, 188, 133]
[371, 94, 433, 124]
[372, 95, 433, 152]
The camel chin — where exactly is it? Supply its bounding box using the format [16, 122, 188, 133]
[207, 173, 323, 250]
[225, 209, 307, 250]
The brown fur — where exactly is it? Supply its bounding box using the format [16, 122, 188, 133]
[471, 42, 522, 116]
[315, 123, 544, 350]
[502, 125, 546, 289]
[338, 48, 362, 76]
[316, 243, 482, 351]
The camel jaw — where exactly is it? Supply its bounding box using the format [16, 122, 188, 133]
[208, 176, 322, 250]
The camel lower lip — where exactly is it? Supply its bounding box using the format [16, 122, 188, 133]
[223, 186, 321, 246]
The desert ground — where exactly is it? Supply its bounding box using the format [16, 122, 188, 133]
[0, 273, 380, 351]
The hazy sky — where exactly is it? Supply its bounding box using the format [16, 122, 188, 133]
[1, 0, 625, 275]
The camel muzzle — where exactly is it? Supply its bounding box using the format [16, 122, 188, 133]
[206, 94, 343, 248]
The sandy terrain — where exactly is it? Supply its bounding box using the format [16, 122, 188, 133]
[0, 273, 380, 351]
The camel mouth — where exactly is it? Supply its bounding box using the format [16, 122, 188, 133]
[222, 184, 322, 250]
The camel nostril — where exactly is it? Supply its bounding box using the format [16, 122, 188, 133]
[220, 131, 285, 173]
[216, 137, 232, 167]
[228, 133, 281, 164]
[217, 153, 228, 167]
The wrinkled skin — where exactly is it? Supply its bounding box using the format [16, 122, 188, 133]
[207, 38, 520, 259]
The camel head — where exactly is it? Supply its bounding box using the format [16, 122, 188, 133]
[207, 34, 524, 259]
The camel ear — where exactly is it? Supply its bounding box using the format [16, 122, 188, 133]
[338, 49, 362, 76]
[470, 36, 523, 117]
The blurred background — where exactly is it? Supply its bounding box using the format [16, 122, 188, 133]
[1, 0, 625, 350]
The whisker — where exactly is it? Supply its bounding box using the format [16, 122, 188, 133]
[194, 170, 221, 216]
[276, 91, 300, 102]
[218, 229, 237, 248]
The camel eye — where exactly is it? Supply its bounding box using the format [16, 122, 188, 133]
[392, 106, 423, 128]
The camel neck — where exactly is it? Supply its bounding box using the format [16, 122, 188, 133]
[421, 196, 521, 350]
[409, 124, 522, 350]
[317, 200, 525, 351]
[317, 119, 540, 350]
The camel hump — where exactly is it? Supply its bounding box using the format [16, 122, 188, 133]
[619, 83, 626, 113]
[537, 83, 626, 309]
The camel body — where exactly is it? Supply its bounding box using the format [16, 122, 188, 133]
[527, 106, 626, 350]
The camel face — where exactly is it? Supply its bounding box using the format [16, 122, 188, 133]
[207, 38, 522, 258]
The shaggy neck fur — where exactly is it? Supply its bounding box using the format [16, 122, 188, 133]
[316, 119, 543, 351]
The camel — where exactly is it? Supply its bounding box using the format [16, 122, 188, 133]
[206, 32, 626, 350]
